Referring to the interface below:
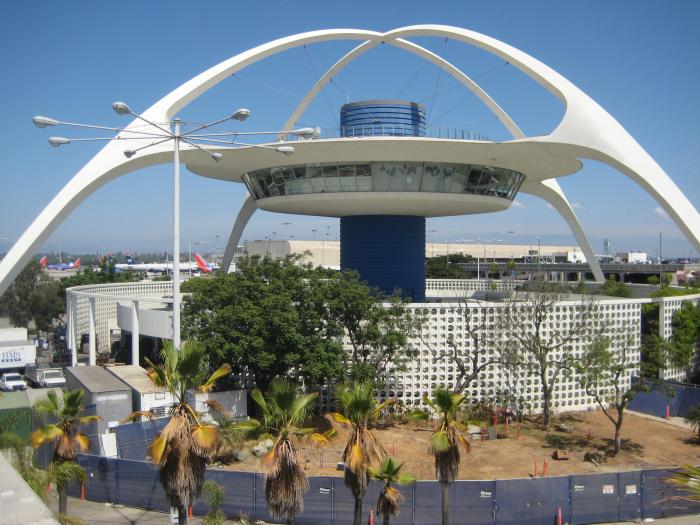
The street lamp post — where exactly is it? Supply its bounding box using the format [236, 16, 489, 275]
[34, 105, 314, 351]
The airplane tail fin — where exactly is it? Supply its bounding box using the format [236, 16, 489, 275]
[72, 258, 81, 269]
[40, 255, 48, 268]
[125, 255, 134, 265]
[194, 253, 212, 273]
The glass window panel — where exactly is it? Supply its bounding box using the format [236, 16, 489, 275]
[355, 164, 372, 191]
[323, 163, 341, 192]
[372, 163, 392, 191]
[465, 166, 482, 193]
[306, 164, 323, 179]
[405, 163, 422, 191]
[421, 163, 440, 192]
[386, 163, 407, 191]
[451, 164, 469, 193]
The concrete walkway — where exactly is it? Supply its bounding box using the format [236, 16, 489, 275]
[628, 410, 694, 431]
[50, 496, 700, 525]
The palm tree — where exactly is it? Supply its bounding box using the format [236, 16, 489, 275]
[369, 457, 416, 525]
[141, 340, 231, 525]
[31, 389, 99, 515]
[238, 378, 326, 525]
[425, 388, 470, 525]
[333, 382, 391, 525]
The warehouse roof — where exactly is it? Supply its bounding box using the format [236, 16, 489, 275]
[65, 366, 129, 393]
[0, 390, 30, 409]
[105, 365, 167, 394]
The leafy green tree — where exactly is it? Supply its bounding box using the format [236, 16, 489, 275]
[425, 253, 473, 279]
[576, 332, 646, 454]
[31, 390, 100, 515]
[140, 340, 231, 525]
[600, 275, 631, 298]
[325, 270, 422, 383]
[239, 378, 327, 525]
[332, 382, 390, 525]
[425, 388, 470, 525]
[669, 303, 700, 372]
[369, 457, 415, 525]
[0, 260, 58, 329]
[182, 255, 346, 392]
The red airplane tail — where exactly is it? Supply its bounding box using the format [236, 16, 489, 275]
[40, 255, 48, 268]
[72, 258, 81, 269]
[194, 253, 212, 273]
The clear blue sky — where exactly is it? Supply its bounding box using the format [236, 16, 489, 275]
[0, 1, 698, 258]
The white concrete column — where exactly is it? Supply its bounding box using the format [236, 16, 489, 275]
[88, 297, 96, 366]
[67, 294, 77, 366]
[131, 300, 140, 366]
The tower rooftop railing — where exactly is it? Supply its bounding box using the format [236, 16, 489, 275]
[293, 126, 492, 141]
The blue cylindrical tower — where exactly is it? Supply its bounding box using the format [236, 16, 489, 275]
[339, 101, 427, 301]
[340, 100, 426, 137]
[341, 215, 426, 301]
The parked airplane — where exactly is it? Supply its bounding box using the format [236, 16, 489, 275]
[115, 253, 217, 274]
[40, 255, 81, 271]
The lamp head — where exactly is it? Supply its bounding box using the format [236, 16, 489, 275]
[231, 108, 251, 122]
[211, 152, 223, 162]
[276, 146, 295, 156]
[291, 127, 317, 139]
[123, 150, 136, 158]
[48, 137, 70, 147]
[33, 116, 58, 128]
[112, 102, 132, 116]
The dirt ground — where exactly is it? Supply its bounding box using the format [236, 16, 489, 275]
[222, 411, 700, 480]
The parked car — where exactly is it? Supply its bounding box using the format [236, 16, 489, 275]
[0, 372, 27, 391]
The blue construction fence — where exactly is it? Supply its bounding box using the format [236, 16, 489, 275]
[628, 380, 700, 418]
[68, 454, 700, 525]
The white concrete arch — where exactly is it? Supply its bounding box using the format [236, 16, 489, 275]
[222, 195, 257, 273]
[277, 36, 524, 140]
[1, 25, 697, 296]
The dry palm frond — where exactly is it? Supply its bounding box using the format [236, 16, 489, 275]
[121, 411, 156, 423]
[55, 433, 78, 461]
[377, 485, 403, 517]
[265, 437, 308, 520]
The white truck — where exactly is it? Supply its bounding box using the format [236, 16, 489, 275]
[0, 327, 37, 373]
[0, 372, 27, 391]
[24, 364, 66, 388]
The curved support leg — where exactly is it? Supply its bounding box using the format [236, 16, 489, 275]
[222, 195, 257, 273]
[0, 144, 172, 298]
[522, 179, 604, 282]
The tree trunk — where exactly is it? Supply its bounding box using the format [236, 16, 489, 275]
[441, 482, 449, 525]
[58, 486, 68, 515]
[353, 496, 363, 525]
[178, 504, 188, 525]
[288, 517, 296, 525]
[383, 512, 391, 525]
[542, 386, 551, 428]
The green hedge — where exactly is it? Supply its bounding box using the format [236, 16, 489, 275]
[0, 408, 32, 440]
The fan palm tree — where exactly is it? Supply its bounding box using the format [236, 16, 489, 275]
[425, 388, 470, 525]
[31, 389, 99, 515]
[140, 340, 231, 525]
[237, 378, 328, 525]
[332, 382, 391, 525]
[369, 457, 416, 525]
